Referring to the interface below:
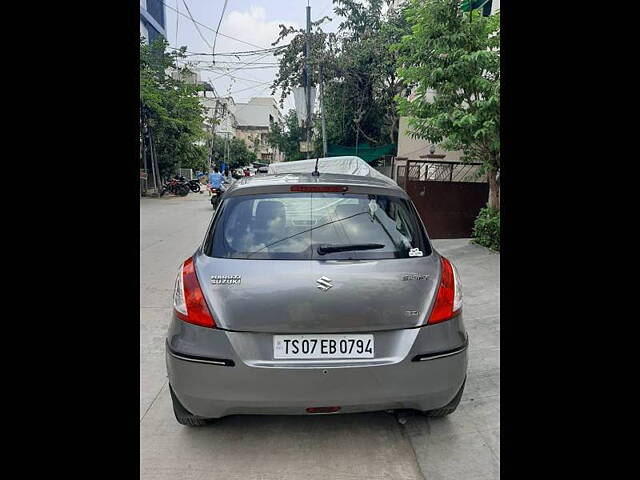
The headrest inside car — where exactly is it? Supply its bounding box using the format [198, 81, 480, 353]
[254, 201, 286, 229]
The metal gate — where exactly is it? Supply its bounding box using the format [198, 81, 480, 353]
[397, 160, 489, 239]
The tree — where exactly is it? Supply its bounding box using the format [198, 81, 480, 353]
[270, 0, 410, 153]
[394, 0, 500, 208]
[209, 135, 257, 170]
[228, 137, 258, 168]
[328, 0, 408, 146]
[249, 134, 262, 156]
[140, 37, 209, 178]
[267, 110, 306, 162]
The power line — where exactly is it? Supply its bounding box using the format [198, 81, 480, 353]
[212, 0, 230, 64]
[188, 60, 280, 65]
[198, 64, 279, 70]
[166, 44, 284, 58]
[188, 50, 282, 58]
[175, 0, 179, 53]
[181, 0, 212, 49]
[161, 0, 272, 51]
[227, 82, 273, 96]
[208, 49, 277, 82]
[194, 68, 271, 85]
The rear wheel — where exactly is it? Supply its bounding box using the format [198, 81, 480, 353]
[178, 184, 190, 196]
[169, 385, 210, 426]
[423, 377, 466, 418]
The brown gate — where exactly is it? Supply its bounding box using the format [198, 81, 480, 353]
[397, 160, 488, 239]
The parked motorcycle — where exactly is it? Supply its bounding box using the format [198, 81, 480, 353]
[187, 179, 201, 193]
[160, 177, 190, 197]
[171, 174, 201, 193]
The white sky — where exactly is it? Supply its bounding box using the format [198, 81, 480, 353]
[164, 0, 343, 112]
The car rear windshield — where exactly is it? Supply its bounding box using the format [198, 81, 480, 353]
[207, 192, 431, 260]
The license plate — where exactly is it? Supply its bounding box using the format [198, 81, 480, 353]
[273, 334, 374, 359]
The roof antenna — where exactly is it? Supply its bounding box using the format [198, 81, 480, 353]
[312, 157, 320, 176]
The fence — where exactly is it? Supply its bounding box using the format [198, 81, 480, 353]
[396, 160, 489, 239]
[396, 160, 485, 187]
[373, 155, 394, 180]
[178, 168, 194, 180]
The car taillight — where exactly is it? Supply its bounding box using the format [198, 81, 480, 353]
[173, 257, 216, 328]
[426, 256, 462, 325]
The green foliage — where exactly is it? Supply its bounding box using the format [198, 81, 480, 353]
[209, 135, 257, 170]
[394, 0, 500, 206]
[472, 207, 500, 251]
[267, 110, 306, 162]
[140, 37, 209, 178]
[271, 0, 410, 151]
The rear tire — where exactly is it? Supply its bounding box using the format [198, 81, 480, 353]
[178, 184, 189, 196]
[424, 377, 466, 418]
[169, 385, 210, 427]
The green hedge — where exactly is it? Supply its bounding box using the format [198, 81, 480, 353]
[473, 207, 500, 251]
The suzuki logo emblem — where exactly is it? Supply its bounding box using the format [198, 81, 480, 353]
[316, 276, 333, 291]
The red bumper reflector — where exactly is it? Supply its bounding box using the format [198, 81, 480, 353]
[290, 185, 348, 192]
[306, 406, 341, 413]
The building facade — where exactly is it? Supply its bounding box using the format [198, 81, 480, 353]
[233, 98, 285, 163]
[199, 95, 237, 138]
[140, 0, 166, 44]
[197, 95, 285, 165]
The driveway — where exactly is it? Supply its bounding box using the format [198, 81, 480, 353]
[140, 193, 499, 480]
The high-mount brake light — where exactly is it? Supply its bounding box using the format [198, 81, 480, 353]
[173, 257, 216, 328]
[426, 256, 463, 325]
[290, 185, 349, 193]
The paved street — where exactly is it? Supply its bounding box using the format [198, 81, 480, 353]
[140, 192, 500, 480]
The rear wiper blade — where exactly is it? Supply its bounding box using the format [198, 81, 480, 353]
[316, 243, 385, 255]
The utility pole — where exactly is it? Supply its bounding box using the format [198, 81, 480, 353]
[227, 133, 231, 170]
[148, 126, 161, 194]
[319, 63, 327, 157]
[210, 98, 220, 169]
[304, 4, 311, 159]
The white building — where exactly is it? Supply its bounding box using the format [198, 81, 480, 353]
[233, 98, 285, 163]
[197, 96, 285, 164]
[199, 95, 237, 137]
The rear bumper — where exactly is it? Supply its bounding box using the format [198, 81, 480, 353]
[166, 316, 468, 419]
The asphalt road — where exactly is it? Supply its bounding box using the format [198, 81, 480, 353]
[140, 191, 500, 480]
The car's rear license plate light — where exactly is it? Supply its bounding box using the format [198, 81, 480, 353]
[306, 406, 341, 414]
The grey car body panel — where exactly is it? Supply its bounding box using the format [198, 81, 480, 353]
[167, 313, 466, 367]
[166, 314, 467, 418]
[166, 173, 468, 418]
[195, 255, 441, 333]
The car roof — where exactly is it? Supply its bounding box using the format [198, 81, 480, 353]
[225, 172, 403, 195]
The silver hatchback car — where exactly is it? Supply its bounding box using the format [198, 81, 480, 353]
[166, 173, 468, 425]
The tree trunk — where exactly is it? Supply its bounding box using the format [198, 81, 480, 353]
[488, 166, 500, 210]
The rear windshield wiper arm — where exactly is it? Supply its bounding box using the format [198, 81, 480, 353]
[316, 243, 385, 255]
